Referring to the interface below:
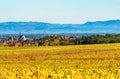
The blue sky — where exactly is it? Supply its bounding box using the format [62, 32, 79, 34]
[0, 0, 120, 23]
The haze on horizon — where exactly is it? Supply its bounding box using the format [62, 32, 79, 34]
[0, 0, 120, 24]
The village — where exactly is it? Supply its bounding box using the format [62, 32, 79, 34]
[1, 32, 119, 47]
[0, 32, 79, 47]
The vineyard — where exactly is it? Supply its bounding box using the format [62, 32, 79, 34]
[0, 43, 120, 79]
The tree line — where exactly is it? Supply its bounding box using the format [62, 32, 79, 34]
[37, 33, 120, 46]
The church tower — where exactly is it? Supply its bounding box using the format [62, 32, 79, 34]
[19, 32, 23, 36]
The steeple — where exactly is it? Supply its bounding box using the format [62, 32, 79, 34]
[19, 32, 23, 36]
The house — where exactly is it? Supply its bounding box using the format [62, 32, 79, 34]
[64, 36, 71, 40]
[15, 42, 22, 47]
[70, 36, 76, 41]
[3, 40, 7, 46]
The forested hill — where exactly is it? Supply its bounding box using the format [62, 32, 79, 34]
[0, 20, 120, 34]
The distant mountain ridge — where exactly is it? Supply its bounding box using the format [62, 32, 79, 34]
[0, 20, 120, 34]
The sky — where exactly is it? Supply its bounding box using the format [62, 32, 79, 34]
[0, 0, 120, 24]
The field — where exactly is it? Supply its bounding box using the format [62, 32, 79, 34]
[0, 43, 120, 79]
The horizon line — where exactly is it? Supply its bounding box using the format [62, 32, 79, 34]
[0, 19, 119, 24]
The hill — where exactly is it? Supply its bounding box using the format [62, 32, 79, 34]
[0, 20, 120, 34]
